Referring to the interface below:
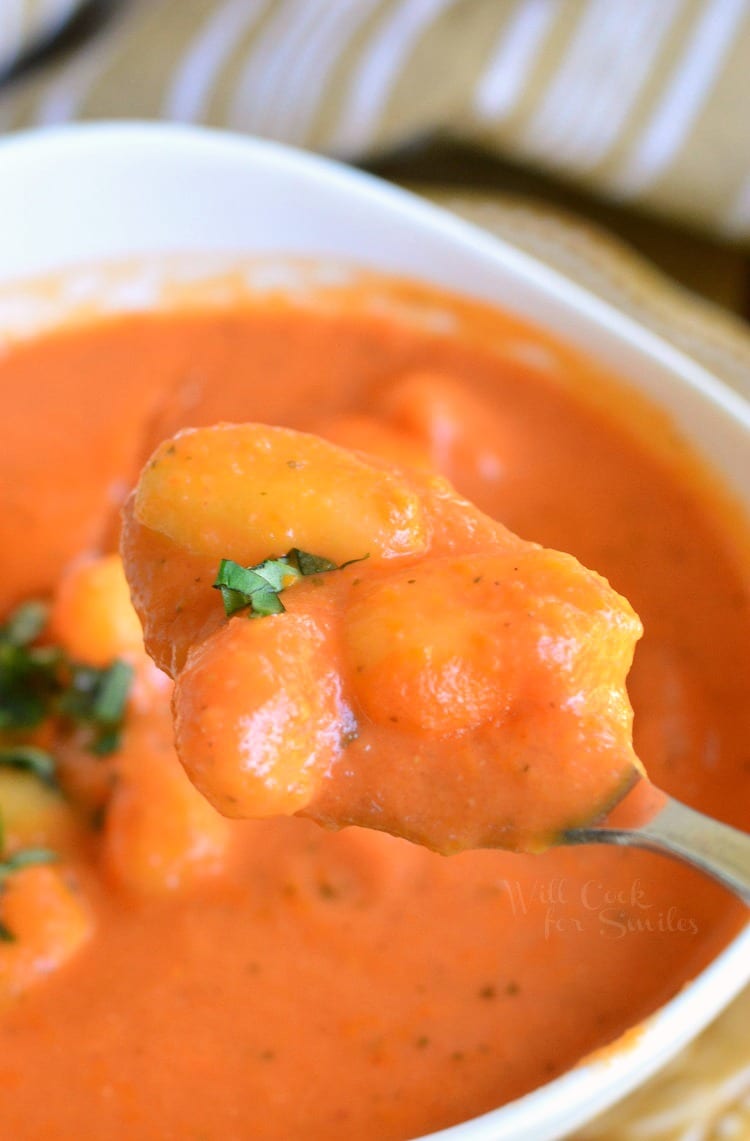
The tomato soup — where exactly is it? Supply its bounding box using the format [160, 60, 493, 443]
[0, 276, 748, 1141]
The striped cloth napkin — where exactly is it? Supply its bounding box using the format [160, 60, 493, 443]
[1, 0, 750, 242]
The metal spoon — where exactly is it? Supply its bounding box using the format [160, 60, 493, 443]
[565, 792, 750, 905]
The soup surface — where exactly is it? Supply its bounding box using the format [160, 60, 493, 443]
[0, 276, 748, 1141]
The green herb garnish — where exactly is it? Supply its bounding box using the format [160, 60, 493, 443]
[0, 811, 57, 942]
[287, 549, 339, 576]
[213, 549, 367, 619]
[0, 745, 57, 788]
[0, 603, 60, 729]
[58, 659, 134, 755]
[0, 645, 63, 733]
[0, 847, 59, 943]
[2, 602, 48, 648]
[0, 601, 134, 760]
[213, 558, 292, 618]
[0, 848, 57, 879]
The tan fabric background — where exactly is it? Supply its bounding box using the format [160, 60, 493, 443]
[2, 0, 750, 241]
[0, 0, 82, 76]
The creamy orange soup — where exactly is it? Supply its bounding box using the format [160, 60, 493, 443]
[0, 278, 748, 1141]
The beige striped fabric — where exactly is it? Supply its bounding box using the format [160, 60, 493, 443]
[1, 0, 750, 240]
[0, 0, 84, 76]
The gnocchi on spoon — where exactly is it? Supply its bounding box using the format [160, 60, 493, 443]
[122, 421, 647, 856]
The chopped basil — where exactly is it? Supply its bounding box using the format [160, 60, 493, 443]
[0, 848, 57, 879]
[0, 832, 58, 942]
[92, 659, 132, 724]
[88, 726, 123, 757]
[214, 549, 367, 619]
[249, 589, 285, 618]
[0, 745, 57, 788]
[57, 659, 134, 756]
[0, 640, 63, 731]
[214, 558, 292, 618]
[287, 549, 338, 576]
[0, 600, 134, 761]
[57, 664, 104, 721]
[2, 602, 48, 648]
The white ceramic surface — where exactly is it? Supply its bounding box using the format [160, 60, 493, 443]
[0, 123, 748, 1141]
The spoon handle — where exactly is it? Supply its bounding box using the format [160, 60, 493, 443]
[565, 796, 750, 905]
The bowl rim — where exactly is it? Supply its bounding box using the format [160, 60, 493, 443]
[1, 120, 749, 438]
[0, 121, 748, 1141]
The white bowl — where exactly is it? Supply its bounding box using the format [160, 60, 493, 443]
[0, 123, 748, 1141]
